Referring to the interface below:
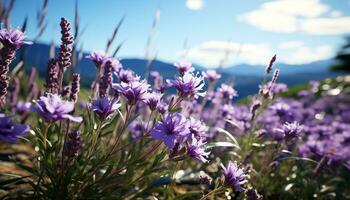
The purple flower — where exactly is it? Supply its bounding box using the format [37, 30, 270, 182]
[0, 113, 29, 143]
[86, 52, 109, 68]
[174, 62, 194, 75]
[199, 172, 212, 185]
[91, 97, 121, 119]
[109, 58, 122, 72]
[168, 72, 206, 98]
[128, 120, 147, 140]
[15, 101, 31, 114]
[188, 117, 208, 139]
[277, 121, 303, 140]
[116, 69, 139, 83]
[222, 161, 247, 192]
[202, 70, 221, 82]
[218, 84, 238, 101]
[112, 80, 150, 105]
[265, 54, 276, 74]
[32, 94, 82, 122]
[144, 92, 162, 110]
[63, 130, 83, 158]
[187, 136, 210, 163]
[0, 28, 32, 48]
[151, 113, 190, 149]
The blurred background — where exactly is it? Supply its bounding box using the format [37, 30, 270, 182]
[3, 0, 350, 97]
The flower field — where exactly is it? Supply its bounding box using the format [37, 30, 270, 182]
[0, 15, 350, 200]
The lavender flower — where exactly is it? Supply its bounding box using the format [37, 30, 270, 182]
[128, 120, 147, 140]
[188, 117, 208, 139]
[15, 101, 31, 114]
[0, 113, 29, 143]
[202, 70, 221, 83]
[144, 92, 162, 110]
[69, 73, 80, 103]
[86, 52, 109, 68]
[151, 113, 190, 149]
[222, 161, 247, 192]
[250, 99, 261, 121]
[63, 130, 83, 158]
[168, 72, 206, 99]
[174, 62, 194, 75]
[44, 59, 59, 95]
[187, 137, 210, 163]
[91, 97, 121, 119]
[112, 80, 150, 105]
[0, 28, 31, 106]
[265, 54, 276, 74]
[277, 121, 303, 140]
[32, 94, 82, 122]
[218, 84, 238, 101]
[116, 69, 139, 83]
[99, 59, 113, 97]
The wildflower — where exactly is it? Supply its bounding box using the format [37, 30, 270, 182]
[69, 73, 80, 103]
[199, 171, 212, 185]
[188, 117, 208, 139]
[86, 52, 109, 68]
[91, 97, 121, 119]
[116, 69, 139, 83]
[144, 92, 162, 111]
[63, 130, 83, 158]
[246, 188, 263, 200]
[57, 17, 73, 71]
[222, 161, 247, 192]
[187, 137, 210, 163]
[174, 62, 194, 75]
[128, 120, 147, 140]
[99, 59, 113, 97]
[202, 70, 221, 83]
[0, 113, 29, 143]
[32, 94, 82, 122]
[265, 54, 276, 74]
[250, 99, 261, 121]
[15, 101, 31, 114]
[151, 113, 190, 149]
[218, 84, 238, 101]
[44, 59, 59, 95]
[112, 80, 150, 105]
[277, 121, 303, 140]
[0, 28, 31, 106]
[109, 57, 122, 72]
[271, 68, 279, 84]
[168, 72, 206, 98]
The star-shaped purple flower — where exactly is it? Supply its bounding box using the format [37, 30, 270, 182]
[222, 161, 247, 192]
[168, 72, 206, 99]
[187, 136, 210, 163]
[112, 80, 150, 105]
[0, 28, 32, 48]
[91, 97, 121, 119]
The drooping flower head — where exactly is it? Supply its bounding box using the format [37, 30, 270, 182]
[151, 112, 190, 149]
[168, 72, 206, 99]
[32, 94, 82, 122]
[91, 97, 121, 119]
[187, 136, 210, 163]
[202, 70, 221, 83]
[218, 84, 238, 101]
[222, 161, 247, 192]
[0, 28, 32, 48]
[86, 52, 109, 68]
[144, 92, 162, 111]
[0, 114, 30, 143]
[174, 62, 194, 75]
[112, 80, 150, 105]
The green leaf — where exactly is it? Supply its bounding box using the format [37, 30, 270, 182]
[217, 128, 240, 149]
[278, 156, 318, 164]
[206, 142, 240, 149]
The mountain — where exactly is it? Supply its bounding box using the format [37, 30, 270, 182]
[16, 43, 344, 98]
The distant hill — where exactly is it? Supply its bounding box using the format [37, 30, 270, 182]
[16, 43, 344, 98]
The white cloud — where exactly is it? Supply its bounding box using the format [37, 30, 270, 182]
[301, 17, 350, 35]
[179, 41, 273, 67]
[279, 41, 304, 49]
[186, 0, 204, 10]
[280, 45, 334, 64]
[237, 0, 350, 35]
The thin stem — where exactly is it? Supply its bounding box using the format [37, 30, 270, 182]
[200, 186, 224, 200]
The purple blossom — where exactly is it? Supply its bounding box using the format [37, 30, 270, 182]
[187, 136, 210, 163]
[277, 121, 303, 140]
[86, 52, 109, 68]
[91, 97, 121, 119]
[199, 172, 212, 185]
[128, 120, 147, 140]
[174, 62, 194, 75]
[144, 92, 162, 110]
[188, 117, 208, 139]
[0, 28, 32, 48]
[116, 69, 139, 83]
[112, 80, 150, 105]
[202, 70, 221, 82]
[151, 113, 190, 149]
[222, 161, 247, 192]
[265, 54, 276, 74]
[168, 72, 206, 98]
[15, 101, 31, 114]
[0, 113, 29, 143]
[32, 94, 82, 122]
[218, 84, 238, 101]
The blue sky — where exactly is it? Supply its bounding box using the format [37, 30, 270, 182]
[6, 0, 350, 68]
